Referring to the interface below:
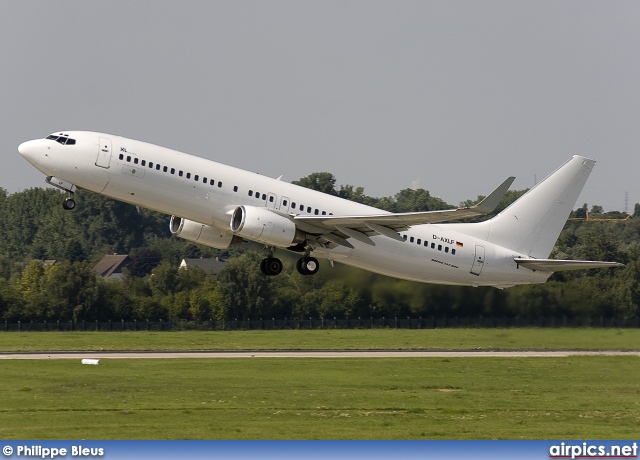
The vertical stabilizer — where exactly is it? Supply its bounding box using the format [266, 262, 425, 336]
[460, 156, 595, 258]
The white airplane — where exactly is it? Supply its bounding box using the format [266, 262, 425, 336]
[18, 131, 622, 288]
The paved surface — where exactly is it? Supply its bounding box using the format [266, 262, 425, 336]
[1, 350, 639, 360]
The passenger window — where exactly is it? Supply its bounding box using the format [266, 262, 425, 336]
[186, 173, 191, 179]
[438, 244, 442, 251]
[417, 239, 421, 245]
[424, 241, 428, 247]
[234, 186, 238, 192]
[452, 249, 456, 255]
[314, 209, 319, 215]
[307, 207, 311, 213]
[403, 235, 407, 241]
[141, 160, 146, 166]
[300, 204, 304, 211]
[194, 175, 199, 181]
[322, 211, 326, 215]
[410, 237, 414, 243]
[431, 243, 435, 249]
[248, 190, 253, 197]
[203, 177, 207, 183]
[210, 179, 215, 185]
[218, 182, 222, 188]
[269, 196, 274, 202]
[163, 166, 168, 172]
[119, 154, 124, 160]
[262, 194, 266, 200]
[283, 200, 288, 206]
[171, 168, 175, 174]
[156, 164, 160, 170]
[134, 158, 138, 164]
[291, 202, 296, 208]
[179, 171, 183, 177]
[445, 247, 449, 253]
[149, 162, 153, 168]
[126, 156, 131, 162]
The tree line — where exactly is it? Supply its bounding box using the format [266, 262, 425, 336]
[0, 175, 638, 323]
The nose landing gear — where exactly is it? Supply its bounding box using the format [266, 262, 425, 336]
[62, 195, 76, 210]
[44, 176, 77, 210]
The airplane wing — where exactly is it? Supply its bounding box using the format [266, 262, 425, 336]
[289, 176, 515, 248]
[514, 258, 624, 272]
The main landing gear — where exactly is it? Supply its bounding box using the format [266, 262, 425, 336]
[260, 257, 283, 276]
[260, 246, 320, 276]
[296, 256, 319, 275]
[260, 246, 283, 276]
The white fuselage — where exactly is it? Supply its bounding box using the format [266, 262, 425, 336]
[18, 131, 550, 288]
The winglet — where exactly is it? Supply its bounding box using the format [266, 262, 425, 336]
[467, 176, 516, 214]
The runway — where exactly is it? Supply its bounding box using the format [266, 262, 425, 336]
[1, 350, 639, 360]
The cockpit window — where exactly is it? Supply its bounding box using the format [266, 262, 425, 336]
[46, 134, 76, 145]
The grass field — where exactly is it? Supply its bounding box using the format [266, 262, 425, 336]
[1, 356, 638, 439]
[0, 329, 638, 439]
[1, 328, 640, 352]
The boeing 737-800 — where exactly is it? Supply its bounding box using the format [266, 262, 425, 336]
[18, 132, 622, 288]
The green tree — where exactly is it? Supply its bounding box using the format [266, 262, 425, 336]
[217, 251, 271, 320]
[292, 172, 338, 196]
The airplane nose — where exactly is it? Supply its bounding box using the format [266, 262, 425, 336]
[18, 139, 41, 163]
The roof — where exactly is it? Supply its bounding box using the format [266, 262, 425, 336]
[94, 255, 131, 278]
[180, 258, 226, 275]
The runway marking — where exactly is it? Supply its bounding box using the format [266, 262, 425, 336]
[0, 350, 639, 360]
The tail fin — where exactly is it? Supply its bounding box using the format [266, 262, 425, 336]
[455, 156, 595, 258]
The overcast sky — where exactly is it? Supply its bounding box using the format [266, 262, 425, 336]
[2, 1, 639, 212]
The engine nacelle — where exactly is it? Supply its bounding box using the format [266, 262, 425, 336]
[230, 205, 306, 247]
[169, 216, 243, 249]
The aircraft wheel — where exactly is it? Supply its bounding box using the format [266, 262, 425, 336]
[298, 257, 319, 275]
[62, 198, 76, 210]
[262, 257, 283, 276]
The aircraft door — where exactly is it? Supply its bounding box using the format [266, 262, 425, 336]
[267, 193, 277, 209]
[96, 137, 112, 168]
[280, 196, 291, 213]
[471, 245, 485, 276]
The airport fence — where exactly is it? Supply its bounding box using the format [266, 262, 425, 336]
[2, 315, 640, 332]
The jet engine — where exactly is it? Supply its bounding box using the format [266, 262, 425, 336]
[169, 216, 243, 249]
[230, 205, 306, 247]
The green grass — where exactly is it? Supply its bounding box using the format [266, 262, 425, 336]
[0, 357, 638, 439]
[0, 328, 639, 352]
[1, 329, 638, 439]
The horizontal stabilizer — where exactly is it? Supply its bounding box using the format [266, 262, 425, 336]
[514, 258, 624, 272]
